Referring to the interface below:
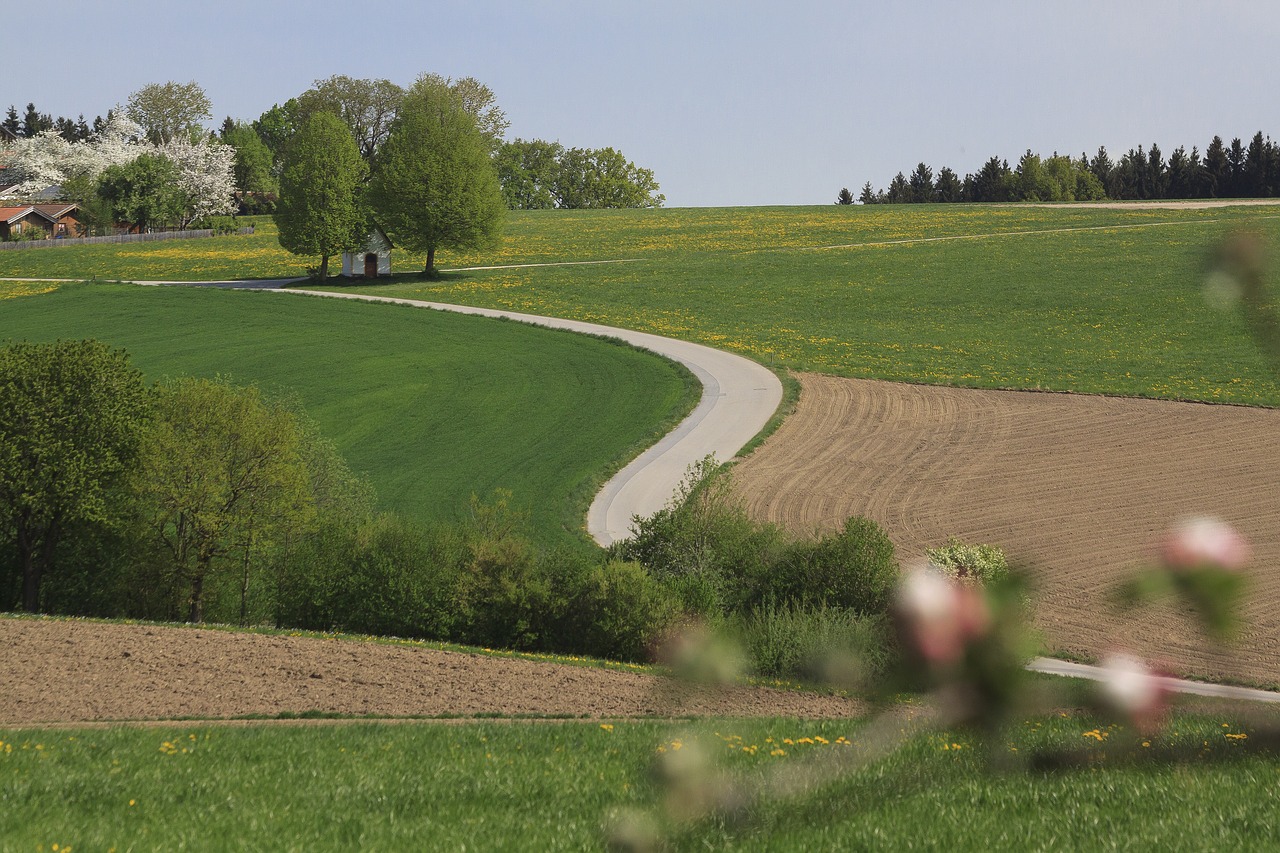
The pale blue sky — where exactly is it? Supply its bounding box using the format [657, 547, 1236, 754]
[6, 1, 1276, 206]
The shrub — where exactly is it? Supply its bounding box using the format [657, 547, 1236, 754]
[766, 516, 900, 615]
[616, 457, 788, 614]
[926, 537, 1010, 586]
[4, 223, 48, 242]
[729, 601, 893, 682]
[573, 559, 680, 661]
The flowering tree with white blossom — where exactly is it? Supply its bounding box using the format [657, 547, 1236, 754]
[1, 111, 233, 227]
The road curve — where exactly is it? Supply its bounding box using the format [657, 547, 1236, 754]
[272, 289, 783, 547]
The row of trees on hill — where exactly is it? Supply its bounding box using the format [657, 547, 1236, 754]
[3, 76, 664, 240]
[248, 74, 664, 213]
[843, 132, 1280, 204]
[271, 74, 506, 276]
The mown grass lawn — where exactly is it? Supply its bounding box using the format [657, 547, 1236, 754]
[2, 712, 1275, 851]
[0, 282, 697, 551]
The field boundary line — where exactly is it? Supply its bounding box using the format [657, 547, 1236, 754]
[806, 214, 1280, 252]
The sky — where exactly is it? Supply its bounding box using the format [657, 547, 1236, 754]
[5, 1, 1277, 207]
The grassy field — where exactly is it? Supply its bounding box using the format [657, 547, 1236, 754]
[0, 282, 697, 551]
[2, 712, 1276, 850]
[5, 205, 1276, 405]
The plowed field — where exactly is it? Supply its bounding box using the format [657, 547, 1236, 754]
[732, 373, 1280, 685]
[0, 618, 862, 725]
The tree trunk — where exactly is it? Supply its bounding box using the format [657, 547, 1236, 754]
[319, 254, 329, 279]
[189, 560, 207, 623]
[20, 548, 40, 613]
[425, 248, 436, 276]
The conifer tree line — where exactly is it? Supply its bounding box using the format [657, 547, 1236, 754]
[842, 132, 1280, 204]
[2, 102, 107, 141]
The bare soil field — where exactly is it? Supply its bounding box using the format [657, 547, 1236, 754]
[733, 373, 1280, 686]
[0, 617, 862, 726]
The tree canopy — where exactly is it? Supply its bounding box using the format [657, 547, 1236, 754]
[274, 111, 369, 278]
[97, 152, 188, 232]
[296, 75, 404, 161]
[126, 81, 213, 144]
[0, 340, 149, 612]
[368, 84, 504, 275]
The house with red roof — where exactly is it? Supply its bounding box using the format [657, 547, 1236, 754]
[0, 203, 82, 240]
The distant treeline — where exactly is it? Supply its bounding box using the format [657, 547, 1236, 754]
[843, 131, 1280, 204]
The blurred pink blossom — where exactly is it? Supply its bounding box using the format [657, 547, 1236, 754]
[1160, 517, 1251, 572]
[895, 561, 991, 666]
[1097, 651, 1173, 735]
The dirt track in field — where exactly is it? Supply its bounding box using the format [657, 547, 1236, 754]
[732, 373, 1280, 685]
[0, 618, 862, 726]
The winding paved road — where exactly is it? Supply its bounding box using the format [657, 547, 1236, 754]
[274, 288, 783, 547]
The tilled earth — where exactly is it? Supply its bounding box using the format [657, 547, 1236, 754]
[733, 373, 1280, 685]
[0, 617, 862, 726]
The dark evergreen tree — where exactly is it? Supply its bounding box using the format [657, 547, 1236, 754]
[835, 187, 855, 205]
[965, 156, 1013, 202]
[1227, 137, 1246, 197]
[1090, 146, 1116, 197]
[21, 102, 52, 137]
[858, 181, 877, 204]
[54, 116, 77, 142]
[2, 105, 20, 137]
[74, 114, 90, 141]
[1186, 146, 1209, 198]
[1243, 131, 1267, 197]
[1166, 146, 1193, 198]
[1147, 143, 1167, 199]
[885, 172, 910, 203]
[935, 166, 963, 202]
[1204, 136, 1230, 198]
[908, 162, 934, 202]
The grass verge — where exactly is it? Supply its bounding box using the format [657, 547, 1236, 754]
[1, 711, 1276, 851]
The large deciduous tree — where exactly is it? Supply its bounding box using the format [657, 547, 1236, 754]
[221, 122, 278, 212]
[494, 138, 564, 209]
[97, 152, 188, 232]
[296, 75, 405, 161]
[274, 111, 368, 278]
[551, 146, 664, 209]
[136, 378, 315, 624]
[0, 340, 148, 612]
[413, 74, 509, 152]
[368, 83, 504, 276]
[126, 80, 213, 144]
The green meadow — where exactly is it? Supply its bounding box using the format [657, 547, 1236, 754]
[0, 282, 697, 550]
[4, 204, 1278, 403]
[335, 204, 1280, 406]
[2, 712, 1276, 851]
